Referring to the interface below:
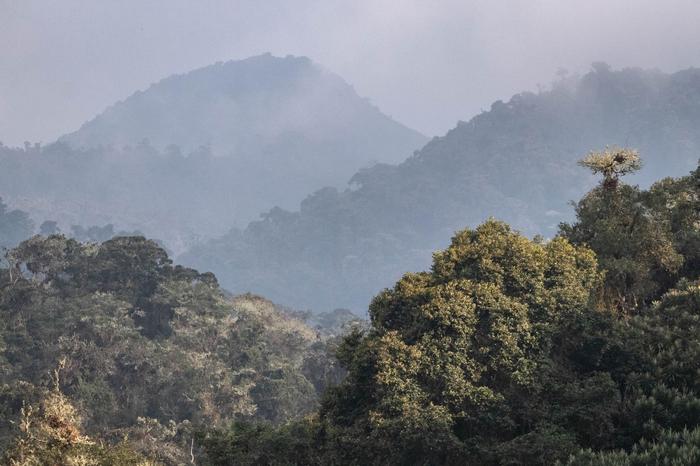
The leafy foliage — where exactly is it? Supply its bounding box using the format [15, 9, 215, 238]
[310, 220, 603, 464]
[2, 361, 157, 465]
[567, 428, 700, 466]
[578, 147, 641, 190]
[0, 235, 337, 463]
[200, 162, 700, 465]
[562, 160, 699, 312]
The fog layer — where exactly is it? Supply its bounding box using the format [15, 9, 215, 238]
[2, 0, 700, 145]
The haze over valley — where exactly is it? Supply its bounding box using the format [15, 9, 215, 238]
[3, 2, 700, 464]
[1, 54, 425, 250]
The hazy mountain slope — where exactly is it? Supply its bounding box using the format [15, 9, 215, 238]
[181, 65, 700, 312]
[59, 53, 426, 215]
[0, 55, 426, 249]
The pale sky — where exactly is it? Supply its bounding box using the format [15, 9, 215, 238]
[2, 0, 700, 146]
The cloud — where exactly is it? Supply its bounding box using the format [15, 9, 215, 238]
[1, 0, 700, 145]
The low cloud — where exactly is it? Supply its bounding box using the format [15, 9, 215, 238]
[2, 0, 700, 144]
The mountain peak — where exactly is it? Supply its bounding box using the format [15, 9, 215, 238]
[0, 56, 428, 240]
[60, 54, 424, 158]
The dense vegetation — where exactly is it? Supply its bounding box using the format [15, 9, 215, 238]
[3, 363, 157, 465]
[183, 64, 700, 312]
[3, 150, 700, 464]
[3, 56, 700, 465]
[0, 236, 347, 464]
[195, 153, 700, 465]
[0, 54, 426, 251]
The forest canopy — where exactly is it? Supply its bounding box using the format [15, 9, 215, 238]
[3, 61, 700, 463]
[0, 236, 347, 464]
[4, 153, 699, 464]
[196, 156, 700, 465]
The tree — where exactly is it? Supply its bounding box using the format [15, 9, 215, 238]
[319, 220, 601, 464]
[2, 362, 157, 465]
[566, 280, 700, 465]
[567, 428, 700, 465]
[1, 235, 328, 462]
[199, 161, 700, 465]
[578, 147, 641, 191]
[562, 158, 698, 313]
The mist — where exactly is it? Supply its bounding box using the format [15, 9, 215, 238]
[6, 2, 700, 464]
[3, 0, 700, 146]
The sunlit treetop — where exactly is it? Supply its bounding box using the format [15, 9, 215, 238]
[579, 147, 641, 190]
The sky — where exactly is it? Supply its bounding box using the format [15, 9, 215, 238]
[2, 0, 700, 146]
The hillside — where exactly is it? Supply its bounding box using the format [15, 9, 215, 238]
[4, 161, 700, 464]
[0, 235, 345, 463]
[182, 64, 700, 312]
[0, 54, 426, 249]
[59, 53, 426, 219]
[199, 162, 700, 466]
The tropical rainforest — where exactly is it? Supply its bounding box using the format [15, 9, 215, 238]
[0, 234, 351, 464]
[3, 149, 700, 465]
[2, 54, 700, 465]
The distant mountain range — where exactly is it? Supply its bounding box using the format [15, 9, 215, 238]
[61, 53, 426, 167]
[181, 64, 700, 312]
[59, 52, 427, 217]
[0, 54, 426, 249]
[4, 60, 700, 314]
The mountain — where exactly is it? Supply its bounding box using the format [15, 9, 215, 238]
[0, 54, 426, 250]
[59, 53, 426, 218]
[181, 64, 700, 312]
[198, 165, 700, 466]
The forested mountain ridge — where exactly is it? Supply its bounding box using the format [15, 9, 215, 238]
[58, 53, 426, 223]
[197, 155, 700, 465]
[4, 152, 700, 464]
[182, 64, 700, 312]
[60, 53, 426, 166]
[0, 54, 426, 250]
